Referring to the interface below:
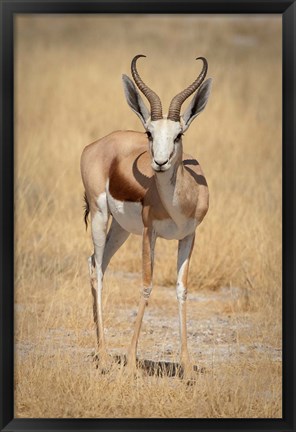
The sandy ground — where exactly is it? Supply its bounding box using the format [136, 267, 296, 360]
[16, 269, 281, 371]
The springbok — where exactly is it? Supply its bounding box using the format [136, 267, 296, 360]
[81, 55, 212, 371]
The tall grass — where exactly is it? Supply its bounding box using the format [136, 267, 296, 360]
[14, 14, 282, 418]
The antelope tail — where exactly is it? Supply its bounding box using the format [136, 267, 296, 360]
[83, 192, 90, 230]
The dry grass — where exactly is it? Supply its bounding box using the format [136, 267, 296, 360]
[14, 15, 282, 418]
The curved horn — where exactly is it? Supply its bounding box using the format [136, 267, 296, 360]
[131, 54, 163, 121]
[167, 57, 208, 122]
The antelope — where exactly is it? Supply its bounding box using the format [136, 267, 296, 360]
[81, 55, 212, 371]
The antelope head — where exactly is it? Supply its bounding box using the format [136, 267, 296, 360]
[122, 55, 212, 173]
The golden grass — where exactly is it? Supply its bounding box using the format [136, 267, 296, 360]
[14, 14, 282, 418]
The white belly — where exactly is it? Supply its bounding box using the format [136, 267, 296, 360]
[153, 218, 197, 240]
[106, 191, 143, 235]
[106, 182, 197, 239]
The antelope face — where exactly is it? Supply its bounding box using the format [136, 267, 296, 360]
[146, 119, 183, 172]
[122, 54, 212, 172]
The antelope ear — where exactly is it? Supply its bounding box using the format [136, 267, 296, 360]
[182, 78, 212, 131]
[122, 74, 150, 125]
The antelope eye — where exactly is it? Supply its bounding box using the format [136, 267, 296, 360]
[146, 131, 152, 140]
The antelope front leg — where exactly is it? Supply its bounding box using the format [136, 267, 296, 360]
[127, 227, 156, 368]
[177, 233, 195, 368]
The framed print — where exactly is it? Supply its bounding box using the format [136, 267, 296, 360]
[0, 0, 295, 431]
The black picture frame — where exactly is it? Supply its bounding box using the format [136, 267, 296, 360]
[0, 1, 295, 431]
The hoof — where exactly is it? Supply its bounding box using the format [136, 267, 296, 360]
[92, 350, 112, 373]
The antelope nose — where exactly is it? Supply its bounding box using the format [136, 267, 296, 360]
[154, 159, 168, 167]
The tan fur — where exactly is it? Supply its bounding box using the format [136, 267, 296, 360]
[81, 131, 146, 212]
[81, 131, 209, 223]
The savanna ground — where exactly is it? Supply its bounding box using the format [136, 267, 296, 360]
[14, 15, 282, 418]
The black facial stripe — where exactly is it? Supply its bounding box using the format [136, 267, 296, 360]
[175, 132, 184, 142]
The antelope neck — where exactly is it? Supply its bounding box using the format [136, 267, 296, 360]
[154, 156, 185, 223]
